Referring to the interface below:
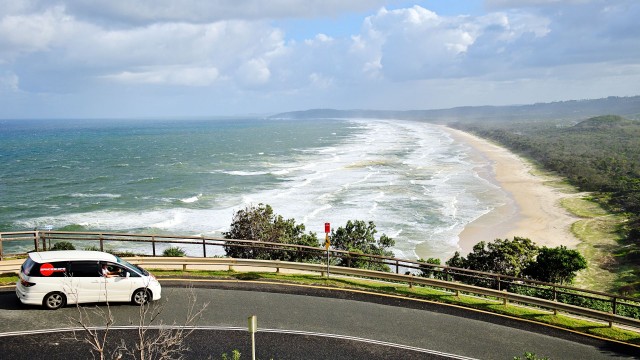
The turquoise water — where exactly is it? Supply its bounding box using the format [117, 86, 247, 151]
[0, 118, 507, 259]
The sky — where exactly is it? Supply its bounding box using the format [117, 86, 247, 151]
[0, 0, 639, 118]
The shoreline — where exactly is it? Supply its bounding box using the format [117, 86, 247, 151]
[441, 126, 581, 256]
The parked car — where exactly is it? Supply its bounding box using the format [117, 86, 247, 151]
[16, 250, 162, 310]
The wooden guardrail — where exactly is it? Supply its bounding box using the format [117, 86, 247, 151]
[126, 257, 640, 330]
[1, 230, 639, 327]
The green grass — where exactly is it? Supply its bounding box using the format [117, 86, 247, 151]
[0, 273, 18, 285]
[2, 267, 638, 344]
[150, 269, 640, 345]
[560, 196, 626, 292]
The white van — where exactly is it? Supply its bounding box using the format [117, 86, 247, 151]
[16, 250, 162, 310]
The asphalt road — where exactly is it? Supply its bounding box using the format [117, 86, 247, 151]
[0, 280, 638, 359]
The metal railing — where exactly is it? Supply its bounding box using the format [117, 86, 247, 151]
[129, 257, 640, 330]
[1, 230, 639, 327]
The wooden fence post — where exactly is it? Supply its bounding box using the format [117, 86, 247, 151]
[610, 297, 618, 327]
[0, 234, 3, 260]
[99, 234, 104, 252]
[553, 286, 558, 315]
[202, 236, 206, 258]
[152, 236, 156, 257]
[34, 231, 39, 252]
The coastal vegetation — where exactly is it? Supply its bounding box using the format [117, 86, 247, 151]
[328, 220, 395, 272]
[51, 241, 76, 251]
[223, 203, 321, 263]
[424, 237, 587, 286]
[223, 204, 395, 271]
[449, 115, 640, 295]
[162, 246, 186, 257]
[225, 204, 590, 284]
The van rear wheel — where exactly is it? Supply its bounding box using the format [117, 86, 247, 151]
[43, 292, 66, 310]
[132, 289, 150, 305]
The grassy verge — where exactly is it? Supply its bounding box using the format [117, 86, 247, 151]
[0, 273, 18, 285]
[561, 196, 625, 292]
[151, 269, 640, 345]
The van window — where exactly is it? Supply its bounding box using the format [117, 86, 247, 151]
[25, 260, 69, 277]
[105, 263, 141, 277]
[21, 258, 36, 276]
[69, 261, 101, 277]
[40, 261, 68, 277]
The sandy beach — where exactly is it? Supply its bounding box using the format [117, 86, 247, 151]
[442, 127, 581, 255]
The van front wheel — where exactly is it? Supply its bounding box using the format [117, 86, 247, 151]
[132, 289, 150, 306]
[43, 292, 66, 310]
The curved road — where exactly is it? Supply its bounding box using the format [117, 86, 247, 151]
[0, 280, 637, 359]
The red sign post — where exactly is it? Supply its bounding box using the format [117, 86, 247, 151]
[324, 223, 331, 277]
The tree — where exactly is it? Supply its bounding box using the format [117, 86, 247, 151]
[330, 220, 395, 272]
[445, 251, 465, 268]
[223, 204, 320, 262]
[524, 246, 587, 285]
[444, 237, 538, 287]
[457, 237, 538, 277]
[417, 257, 445, 279]
[71, 285, 209, 360]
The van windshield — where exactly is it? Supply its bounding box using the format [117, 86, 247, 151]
[115, 256, 149, 276]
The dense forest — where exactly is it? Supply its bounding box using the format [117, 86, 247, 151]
[449, 115, 640, 294]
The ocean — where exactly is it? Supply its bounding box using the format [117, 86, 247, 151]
[0, 118, 507, 260]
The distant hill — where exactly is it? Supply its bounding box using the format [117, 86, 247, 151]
[271, 96, 640, 123]
[572, 115, 637, 130]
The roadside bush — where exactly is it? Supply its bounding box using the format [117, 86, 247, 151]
[417, 258, 447, 280]
[163, 246, 186, 257]
[223, 203, 320, 262]
[51, 241, 76, 251]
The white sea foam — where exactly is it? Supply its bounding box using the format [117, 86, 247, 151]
[219, 170, 270, 176]
[71, 193, 121, 199]
[181, 194, 202, 203]
[21, 120, 508, 260]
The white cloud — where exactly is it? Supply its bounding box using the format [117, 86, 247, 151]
[0, 6, 71, 59]
[2, 0, 394, 23]
[0, 1, 639, 117]
[236, 58, 271, 87]
[0, 5, 288, 90]
[352, 5, 556, 80]
[106, 66, 220, 86]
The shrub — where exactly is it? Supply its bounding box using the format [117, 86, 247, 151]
[163, 246, 186, 257]
[51, 241, 76, 251]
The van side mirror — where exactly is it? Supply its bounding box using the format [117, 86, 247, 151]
[125, 272, 130, 278]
